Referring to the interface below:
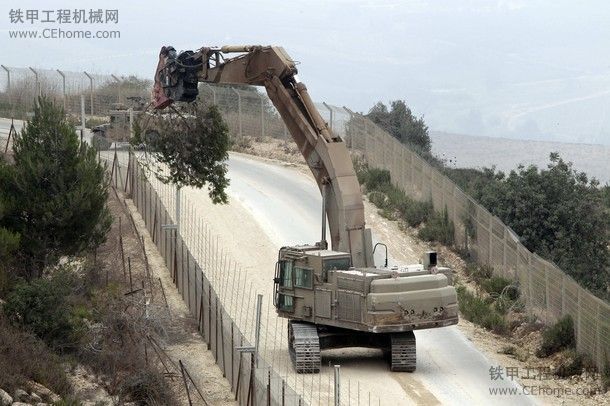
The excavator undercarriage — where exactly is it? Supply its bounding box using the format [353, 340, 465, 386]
[289, 321, 417, 373]
[152, 44, 458, 374]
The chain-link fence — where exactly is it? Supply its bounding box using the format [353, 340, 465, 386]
[0, 66, 150, 119]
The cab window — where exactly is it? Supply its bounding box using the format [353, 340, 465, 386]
[280, 260, 293, 288]
[294, 267, 313, 289]
[323, 257, 351, 271]
[278, 294, 293, 312]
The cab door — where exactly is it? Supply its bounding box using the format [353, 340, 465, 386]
[274, 259, 294, 313]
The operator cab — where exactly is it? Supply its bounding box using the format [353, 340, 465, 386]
[274, 245, 351, 314]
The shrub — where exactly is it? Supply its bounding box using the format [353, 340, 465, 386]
[0, 314, 71, 397]
[481, 276, 519, 301]
[536, 315, 575, 357]
[118, 370, 173, 405]
[368, 191, 390, 210]
[457, 286, 507, 334]
[363, 167, 391, 191]
[4, 269, 83, 351]
[418, 208, 455, 245]
[398, 199, 433, 227]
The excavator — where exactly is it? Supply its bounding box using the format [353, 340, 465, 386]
[152, 45, 458, 373]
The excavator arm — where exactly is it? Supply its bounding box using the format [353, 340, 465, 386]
[153, 45, 373, 267]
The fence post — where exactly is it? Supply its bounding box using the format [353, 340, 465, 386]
[231, 88, 242, 138]
[323, 102, 334, 132]
[544, 264, 550, 321]
[83, 71, 94, 115]
[595, 302, 606, 371]
[343, 107, 354, 149]
[56, 70, 66, 111]
[111, 74, 121, 104]
[577, 288, 582, 351]
[204, 83, 217, 105]
[176, 187, 181, 234]
[488, 216, 493, 267]
[1, 65, 10, 97]
[258, 93, 265, 138]
[502, 227, 508, 277]
[28, 67, 40, 97]
[526, 251, 534, 309]
[254, 294, 263, 367]
[334, 365, 341, 406]
[561, 275, 566, 315]
[80, 95, 86, 130]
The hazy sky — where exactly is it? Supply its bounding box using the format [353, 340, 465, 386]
[1, 0, 610, 145]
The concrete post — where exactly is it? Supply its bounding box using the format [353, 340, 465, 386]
[111, 74, 121, 104]
[56, 70, 66, 111]
[83, 71, 94, 115]
[231, 88, 242, 137]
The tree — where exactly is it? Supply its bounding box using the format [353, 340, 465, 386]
[469, 153, 609, 295]
[367, 100, 431, 153]
[1, 96, 111, 279]
[0, 160, 20, 294]
[135, 104, 230, 204]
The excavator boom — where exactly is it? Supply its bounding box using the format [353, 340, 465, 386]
[153, 45, 374, 268]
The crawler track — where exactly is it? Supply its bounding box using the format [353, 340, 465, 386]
[390, 331, 416, 372]
[288, 321, 321, 373]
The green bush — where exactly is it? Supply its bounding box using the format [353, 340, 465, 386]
[481, 276, 519, 300]
[457, 286, 507, 334]
[398, 199, 433, 227]
[4, 269, 83, 351]
[536, 315, 576, 357]
[363, 167, 391, 191]
[418, 208, 455, 245]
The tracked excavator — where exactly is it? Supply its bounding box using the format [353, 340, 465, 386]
[152, 45, 458, 373]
